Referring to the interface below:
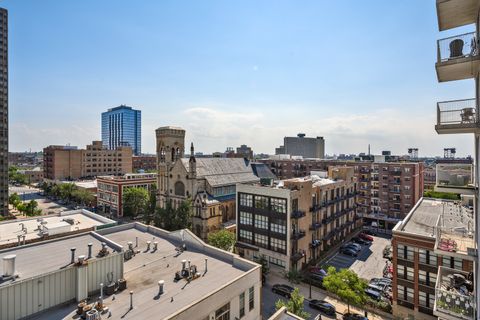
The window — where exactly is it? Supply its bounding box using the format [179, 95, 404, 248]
[271, 198, 287, 213]
[239, 292, 245, 318]
[419, 291, 427, 307]
[254, 196, 268, 209]
[397, 285, 405, 300]
[239, 212, 252, 225]
[239, 193, 253, 207]
[255, 234, 268, 248]
[406, 246, 414, 260]
[270, 218, 286, 234]
[215, 302, 230, 320]
[406, 267, 414, 281]
[429, 252, 438, 266]
[269, 256, 286, 268]
[255, 215, 268, 229]
[397, 265, 405, 278]
[430, 272, 437, 287]
[249, 287, 254, 311]
[271, 238, 286, 253]
[419, 270, 426, 285]
[406, 287, 414, 303]
[239, 230, 252, 243]
[454, 258, 463, 270]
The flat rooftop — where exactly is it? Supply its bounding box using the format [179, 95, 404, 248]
[0, 210, 115, 247]
[397, 198, 474, 238]
[32, 224, 258, 320]
[0, 233, 115, 287]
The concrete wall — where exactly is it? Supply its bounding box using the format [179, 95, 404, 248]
[0, 267, 76, 320]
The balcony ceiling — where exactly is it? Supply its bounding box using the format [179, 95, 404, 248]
[436, 0, 479, 31]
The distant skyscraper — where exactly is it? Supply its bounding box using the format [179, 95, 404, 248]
[101, 105, 141, 155]
[0, 8, 7, 215]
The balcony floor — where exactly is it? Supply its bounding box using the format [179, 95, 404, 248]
[436, 56, 480, 82]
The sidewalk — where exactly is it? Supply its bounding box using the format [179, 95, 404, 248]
[267, 271, 392, 320]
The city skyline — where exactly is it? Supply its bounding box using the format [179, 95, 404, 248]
[2, 0, 475, 156]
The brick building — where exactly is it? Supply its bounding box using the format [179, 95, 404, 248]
[132, 154, 156, 172]
[43, 141, 132, 181]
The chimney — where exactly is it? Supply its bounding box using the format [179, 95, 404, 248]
[158, 280, 164, 295]
[87, 243, 93, 259]
[153, 242, 158, 251]
[146, 241, 151, 251]
[205, 258, 208, 273]
[70, 247, 76, 264]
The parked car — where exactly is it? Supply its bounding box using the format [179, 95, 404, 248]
[308, 300, 336, 316]
[342, 243, 361, 252]
[364, 229, 377, 236]
[343, 313, 368, 320]
[370, 278, 392, 287]
[365, 288, 381, 301]
[352, 237, 369, 245]
[342, 242, 361, 251]
[271, 284, 295, 298]
[340, 247, 358, 257]
[359, 233, 374, 242]
[383, 245, 392, 259]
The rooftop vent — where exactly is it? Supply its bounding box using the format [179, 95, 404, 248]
[297, 133, 306, 138]
[2, 254, 17, 279]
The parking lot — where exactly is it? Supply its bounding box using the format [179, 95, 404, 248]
[9, 185, 69, 215]
[323, 234, 391, 280]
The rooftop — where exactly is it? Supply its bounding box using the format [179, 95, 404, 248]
[32, 223, 259, 320]
[0, 209, 116, 248]
[0, 233, 116, 286]
[395, 198, 474, 239]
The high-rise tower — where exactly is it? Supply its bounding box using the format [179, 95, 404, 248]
[101, 105, 141, 155]
[0, 8, 8, 215]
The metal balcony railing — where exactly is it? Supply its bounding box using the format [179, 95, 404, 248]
[291, 210, 306, 219]
[437, 32, 478, 63]
[437, 99, 478, 129]
[434, 267, 475, 320]
[291, 230, 306, 240]
[435, 212, 475, 260]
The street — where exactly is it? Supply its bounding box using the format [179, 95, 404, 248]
[8, 185, 70, 215]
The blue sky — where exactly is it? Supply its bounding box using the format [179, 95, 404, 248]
[4, 0, 475, 156]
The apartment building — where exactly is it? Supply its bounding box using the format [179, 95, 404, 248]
[0, 8, 7, 216]
[432, 1, 480, 318]
[43, 141, 132, 181]
[260, 158, 423, 233]
[132, 154, 156, 172]
[97, 173, 157, 217]
[275, 133, 325, 159]
[392, 198, 475, 320]
[236, 166, 358, 271]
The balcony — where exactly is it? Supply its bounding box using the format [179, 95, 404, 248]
[436, 0, 478, 31]
[434, 212, 475, 261]
[291, 230, 306, 240]
[434, 266, 475, 320]
[291, 210, 306, 219]
[436, 32, 480, 82]
[435, 99, 479, 134]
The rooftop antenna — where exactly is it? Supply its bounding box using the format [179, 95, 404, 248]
[368, 144, 371, 156]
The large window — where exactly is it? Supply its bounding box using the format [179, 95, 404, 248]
[270, 218, 286, 234]
[419, 249, 437, 266]
[271, 238, 286, 254]
[269, 256, 286, 268]
[406, 267, 414, 281]
[271, 198, 287, 213]
[255, 234, 268, 248]
[398, 285, 414, 303]
[239, 211, 252, 225]
[239, 230, 252, 243]
[239, 193, 253, 207]
[239, 292, 245, 318]
[215, 302, 230, 320]
[397, 244, 414, 260]
[255, 215, 268, 229]
[249, 287, 255, 311]
[254, 196, 269, 209]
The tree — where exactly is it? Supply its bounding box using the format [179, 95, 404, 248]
[123, 187, 149, 218]
[59, 183, 77, 203]
[8, 166, 27, 185]
[275, 288, 310, 319]
[24, 200, 41, 216]
[207, 229, 236, 251]
[145, 185, 157, 225]
[174, 199, 192, 229]
[322, 266, 368, 313]
[8, 193, 21, 209]
[72, 188, 94, 207]
[155, 199, 193, 231]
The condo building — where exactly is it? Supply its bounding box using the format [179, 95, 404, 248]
[0, 8, 7, 215]
[101, 105, 141, 155]
[236, 166, 359, 271]
[260, 158, 424, 233]
[43, 141, 132, 181]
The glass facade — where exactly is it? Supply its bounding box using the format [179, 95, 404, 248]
[101, 105, 141, 155]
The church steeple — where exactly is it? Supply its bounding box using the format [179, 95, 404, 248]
[189, 142, 196, 178]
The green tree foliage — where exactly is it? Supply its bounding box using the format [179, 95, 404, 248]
[59, 183, 76, 203]
[17, 200, 41, 216]
[207, 229, 236, 251]
[144, 185, 157, 225]
[123, 187, 149, 218]
[8, 166, 27, 185]
[154, 199, 192, 231]
[8, 193, 21, 209]
[322, 266, 368, 313]
[72, 188, 94, 206]
[275, 288, 310, 319]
